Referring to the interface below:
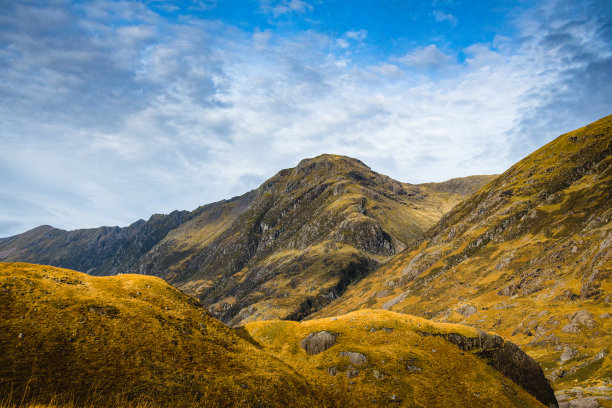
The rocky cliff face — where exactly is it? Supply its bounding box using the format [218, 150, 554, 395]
[315, 114, 612, 394]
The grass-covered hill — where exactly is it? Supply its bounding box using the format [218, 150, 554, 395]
[1, 262, 554, 408]
[314, 115, 612, 400]
[0, 155, 492, 326]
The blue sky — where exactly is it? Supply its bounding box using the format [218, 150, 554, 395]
[1, 0, 611, 237]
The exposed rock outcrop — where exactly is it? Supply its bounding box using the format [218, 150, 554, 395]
[300, 331, 338, 355]
[420, 330, 559, 408]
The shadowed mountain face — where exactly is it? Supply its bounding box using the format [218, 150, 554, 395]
[0, 263, 554, 408]
[0, 155, 491, 325]
[314, 114, 612, 392]
[0, 194, 255, 277]
[0, 213, 191, 276]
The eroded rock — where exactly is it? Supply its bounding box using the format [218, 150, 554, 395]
[456, 304, 478, 317]
[300, 331, 337, 355]
[569, 310, 597, 329]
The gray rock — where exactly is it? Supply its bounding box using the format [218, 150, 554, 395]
[373, 370, 384, 379]
[456, 304, 478, 317]
[300, 331, 338, 355]
[559, 397, 600, 408]
[327, 367, 338, 376]
[561, 323, 581, 333]
[346, 368, 360, 378]
[560, 347, 577, 363]
[569, 310, 597, 329]
[405, 365, 422, 373]
[599, 312, 611, 319]
[339, 351, 367, 366]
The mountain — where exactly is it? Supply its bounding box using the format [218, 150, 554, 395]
[0, 212, 192, 276]
[0, 262, 555, 407]
[313, 115, 612, 397]
[0, 155, 493, 325]
[152, 155, 492, 325]
[0, 195, 257, 277]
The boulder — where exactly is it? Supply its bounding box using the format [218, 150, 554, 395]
[300, 331, 338, 355]
[561, 323, 581, 333]
[560, 347, 577, 363]
[569, 310, 597, 329]
[456, 304, 478, 317]
[339, 351, 367, 366]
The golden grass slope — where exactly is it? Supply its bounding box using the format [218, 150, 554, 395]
[244, 309, 551, 408]
[0, 263, 323, 407]
[313, 115, 612, 397]
[1, 262, 552, 407]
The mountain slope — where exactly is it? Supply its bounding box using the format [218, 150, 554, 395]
[155, 155, 491, 325]
[0, 194, 255, 277]
[314, 115, 612, 395]
[0, 262, 322, 407]
[0, 262, 554, 408]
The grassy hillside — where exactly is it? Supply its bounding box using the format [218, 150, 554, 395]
[1, 262, 553, 408]
[244, 309, 555, 408]
[314, 115, 612, 400]
[0, 263, 325, 407]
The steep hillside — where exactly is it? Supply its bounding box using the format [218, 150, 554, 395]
[157, 155, 491, 325]
[315, 115, 612, 398]
[0, 262, 325, 407]
[0, 263, 554, 408]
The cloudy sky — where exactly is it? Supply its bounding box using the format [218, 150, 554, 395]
[1, 0, 611, 237]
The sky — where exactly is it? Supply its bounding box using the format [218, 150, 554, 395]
[1, 0, 611, 237]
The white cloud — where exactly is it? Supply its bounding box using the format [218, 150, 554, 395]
[345, 29, 367, 41]
[260, 0, 313, 17]
[396, 44, 455, 69]
[433, 10, 458, 27]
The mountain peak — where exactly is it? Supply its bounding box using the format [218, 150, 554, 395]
[295, 154, 370, 173]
